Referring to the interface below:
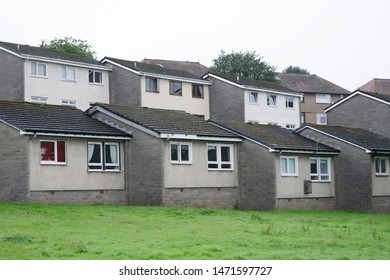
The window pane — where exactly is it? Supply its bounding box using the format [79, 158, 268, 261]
[208, 163, 218, 169]
[146, 78, 157, 91]
[320, 159, 328, 174]
[381, 159, 386, 173]
[170, 81, 182, 95]
[310, 159, 317, 174]
[221, 164, 231, 169]
[249, 92, 257, 103]
[41, 142, 55, 161]
[289, 158, 296, 173]
[68, 68, 76, 80]
[171, 144, 178, 161]
[57, 141, 66, 162]
[267, 94, 276, 106]
[192, 85, 203, 98]
[61, 66, 66, 79]
[281, 158, 287, 174]
[208, 145, 217, 162]
[95, 72, 102, 83]
[38, 64, 46, 76]
[88, 144, 101, 164]
[181, 144, 189, 161]
[31, 62, 37, 75]
[105, 144, 118, 164]
[221, 146, 230, 162]
[89, 71, 94, 83]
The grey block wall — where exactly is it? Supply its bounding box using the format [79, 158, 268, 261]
[106, 63, 142, 106]
[0, 123, 29, 201]
[209, 78, 245, 122]
[327, 94, 390, 138]
[0, 50, 24, 101]
[299, 129, 373, 211]
[276, 197, 336, 210]
[238, 141, 276, 210]
[371, 197, 390, 213]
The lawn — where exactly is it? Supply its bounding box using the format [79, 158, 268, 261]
[0, 203, 389, 260]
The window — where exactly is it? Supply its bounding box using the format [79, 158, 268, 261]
[31, 96, 47, 104]
[40, 140, 66, 164]
[169, 81, 182, 95]
[89, 70, 102, 84]
[61, 66, 76, 81]
[207, 144, 233, 170]
[286, 124, 296, 129]
[267, 94, 277, 106]
[310, 157, 331, 181]
[87, 142, 120, 171]
[61, 99, 77, 107]
[170, 142, 192, 164]
[249, 92, 258, 104]
[375, 157, 388, 176]
[316, 94, 331, 104]
[192, 84, 204, 98]
[281, 156, 298, 176]
[300, 113, 306, 124]
[145, 77, 158, 92]
[316, 113, 327, 125]
[285, 96, 294, 108]
[31, 62, 47, 77]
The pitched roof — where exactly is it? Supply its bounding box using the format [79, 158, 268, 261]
[89, 103, 238, 139]
[211, 121, 338, 153]
[298, 124, 390, 153]
[103, 57, 207, 82]
[206, 72, 300, 95]
[0, 40, 104, 67]
[358, 78, 390, 95]
[0, 100, 130, 137]
[277, 73, 350, 95]
[141, 58, 209, 77]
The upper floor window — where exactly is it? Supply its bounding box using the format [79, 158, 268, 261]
[375, 157, 388, 176]
[316, 94, 331, 104]
[87, 142, 120, 171]
[40, 140, 66, 164]
[89, 70, 102, 84]
[310, 157, 331, 181]
[146, 77, 158, 92]
[31, 61, 47, 77]
[249, 92, 258, 104]
[285, 96, 294, 108]
[61, 66, 76, 81]
[171, 142, 192, 164]
[192, 84, 204, 98]
[316, 113, 327, 125]
[281, 156, 298, 176]
[267, 94, 277, 106]
[169, 81, 182, 96]
[207, 143, 233, 170]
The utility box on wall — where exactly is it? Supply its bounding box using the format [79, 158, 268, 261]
[304, 180, 312, 194]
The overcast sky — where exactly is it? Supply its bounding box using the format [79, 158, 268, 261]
[2, 0, 389, 91]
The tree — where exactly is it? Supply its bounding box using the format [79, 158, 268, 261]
[209, 50, 277, 82]
[283, 65, 310, 74]
[40, 36, 96, 59]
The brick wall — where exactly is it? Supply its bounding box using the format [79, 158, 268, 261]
[238, 141, 276, 210]
[0, 50, 24, 101]
[0, 123, 29, 201]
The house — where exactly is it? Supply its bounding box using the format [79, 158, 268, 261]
[357, 78, 390, 95]
[296, 124, 390, 213]
[204, 72, 303, 129]
[101, 57, 212, 119]
[209, 121, 339, 210]
[0, 100, 131, 204]
[325, 91, 390, 138]
[277, 73, 350, 125]
[86, 103, 242, 208]
[0, 41, 111, 110]
[141, 58, 209, 77]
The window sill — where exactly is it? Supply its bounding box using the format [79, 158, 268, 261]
[311, 180, 331, 183]
[171, 162, 192, 165]
[208, 169, 234, 172]
[169, 93, 183, 97]
[281, 174, 299, 177]
[40, 162, 67, 166]
[61, 79, 77, 83]
[267, 105, 277, 108]
[87, 169, 121, 173]
[192, 96, 204, 99]
[88, 83, 104, 86]
[146, 90, 159, 93]
[30, 75, 48, 79]
[248, 102, 259, 106]
[375, 174, 389, 177]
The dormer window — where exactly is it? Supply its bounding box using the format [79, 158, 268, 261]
[146, 77, 159, 92]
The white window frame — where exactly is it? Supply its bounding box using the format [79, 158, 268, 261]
[316, 94, 331, 104]
[310, 157, 331, 182]
[285, 96, 294, 109]
[170, 142, 192, 164]
[40, 140, 66, 165]
[31, 61, 47, 77]
[249, 92, 258, 104]
[31, 96, 48, 104]
[267, 94, 277, 107]
[280, 156, 298, 176]
[61, 66, 76, 81]
[145, 77, 159, 92]
[61, 99, 77, 107]
[207, 143, 234, 171]
[374, 156, 389, 176]
[87, 142, 120, 171]
[316, 113, 327, 125]
[89, 70, 103, 84]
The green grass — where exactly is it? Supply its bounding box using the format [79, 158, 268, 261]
[0, 203, 389, 260]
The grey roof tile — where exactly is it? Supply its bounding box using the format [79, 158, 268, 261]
[141, 58, 209, 77]
[0, 100, 129, 137]
[358, 78, 390, 95]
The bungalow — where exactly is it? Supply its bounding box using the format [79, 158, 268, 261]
[0, 100, 131, 204]
[86, 103, 242, 208]
[204, 72, 303, 129]
[296, 124, 390, 213]
[209, 121, 339, 210]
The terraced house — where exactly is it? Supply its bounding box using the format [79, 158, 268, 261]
[0, 41, 111, 110]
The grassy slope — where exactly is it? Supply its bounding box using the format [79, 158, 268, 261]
[0, 203, 389, 260]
